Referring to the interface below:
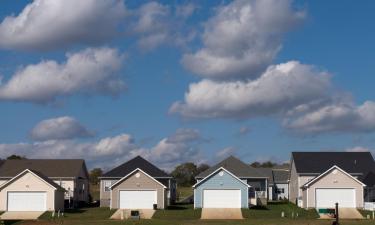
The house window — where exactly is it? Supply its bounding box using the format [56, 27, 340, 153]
[276, 188, 285, 194]
[104, 181, 111, 192]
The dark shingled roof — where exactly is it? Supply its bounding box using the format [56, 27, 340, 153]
[253, 168, 289, 184]
[102, 156, 170, 178]
[196, 156, 266, 178]
[292, 152, 375, 185]
[0, 159, 86, 178]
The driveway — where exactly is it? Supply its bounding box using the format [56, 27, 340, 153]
[0, 211, 45, 220]
[110, 209, 155, 220]
[201, 208, 243, 219]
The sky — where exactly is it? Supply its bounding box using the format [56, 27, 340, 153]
[0, 0, 374, 171]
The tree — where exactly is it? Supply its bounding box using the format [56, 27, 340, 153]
[197, 163, 210, 174]
[89, 168, 103, 185]
[250, 161, 277, 168]
[171, 162, 198, 186]
[7, 155, 26, 160]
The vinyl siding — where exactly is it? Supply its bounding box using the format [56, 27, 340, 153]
[100, 179, 119, 207]
[110, 170, 166, 209]
[194, 169, 248, 208]
[289, 160, 299, 204]
[304, 168, 364, 208]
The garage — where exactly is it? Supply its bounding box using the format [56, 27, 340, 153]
[203, 189, 241, 208]
[7, 192, 47, 211]
[316, 188, 356, 208]
[119, 190, 157, 209]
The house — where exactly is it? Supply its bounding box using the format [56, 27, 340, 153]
[99, 156, 176, 209]
[0, 159, 90, 208]
[289, 152, 375, 209]
[0, 169, 65, 212]
[256, 168, 289, 201]
[193, 156, 268, 208]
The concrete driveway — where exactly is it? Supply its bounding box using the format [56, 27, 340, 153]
[0, 211, 45, 220]
[201, 208, 243, 219]
[110, 209, 155, 220]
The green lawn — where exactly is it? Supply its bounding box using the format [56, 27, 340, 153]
[11, 203, 375, 225]
[176, 186, 193, 201]
[359, 209, 375, 219]
[242, 202, 319, 219]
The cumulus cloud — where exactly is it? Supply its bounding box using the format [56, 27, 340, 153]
[215, 147, 236, 160]
[0, 0, 127, 50]
[130, 1, 197, 51]
[30, 116, 93, 141]
[0, 129, 205, 170]
[346, 146, 371, 152]
[171, 61, 331, 119]
[284, 101, 375, 133]
[0, 47, 126, 103]
[181, 0, 305, 80]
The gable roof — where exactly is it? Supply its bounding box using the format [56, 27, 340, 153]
[193, 167, 250, 188]
[253, 168, 289, 184]
[102, 156, 170, 178]
[196, 156, 267, 179]
[0, 159, 87, 178]
[303, 165, 366, 188]
[292, 152, 375, 186]
[0, 169, 64, 191]
[110, 168, 167, 189]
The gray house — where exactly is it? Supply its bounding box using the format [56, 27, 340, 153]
[99, 156, 176, 209]
[289, 152, 375, 209]
[256, 168, 289, 201]
[194, 156, 268, 208]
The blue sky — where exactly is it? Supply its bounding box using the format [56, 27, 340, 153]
[0, 0, 374, 170]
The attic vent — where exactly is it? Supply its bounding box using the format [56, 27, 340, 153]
[219, 171, 224, 176]
[354, 160, 357, 165]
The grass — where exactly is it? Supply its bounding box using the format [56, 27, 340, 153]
[12, 203, 375, 225]
[242, 201, 319, 219]
[153, 203, 201, 220]
[359, 209, 375, 219]
[39, 207, 117, 220]
[177, 186, 193, 201]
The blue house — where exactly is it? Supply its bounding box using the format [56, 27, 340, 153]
[193, 156, 268, 208]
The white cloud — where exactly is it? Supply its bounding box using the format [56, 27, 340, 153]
[284, 101, 375, 133]
[0, 47, 126, 103]
[0, 0, 127, 50]
[0, 129, 205, 171]
[238, 126, 251, 136]
[171, 61, 331, 119]
[166, 128, 202, 143]
[346, 146, 371, 152]
[30, 116, 93, 141]
[181, 0, 305, 79]
[215, 147, 236, 160]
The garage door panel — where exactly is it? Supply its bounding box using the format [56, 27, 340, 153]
[7, 192, 47, 211]
[203, 189, 241, 208]
[119, 190, 156, 209]
[316, 189, 355, 208]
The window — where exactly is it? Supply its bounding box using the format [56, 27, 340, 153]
[104, 181, 111, 192]
[276, 188, 285, 194]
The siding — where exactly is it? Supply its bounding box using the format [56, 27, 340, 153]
[100, 179, 118, 207]
[289, 160, 299, 204]
[0, 172, 60, 211]
[110, 170, 166, 209]
[194, 169, 248, 208]
[305, 168, 364, 208]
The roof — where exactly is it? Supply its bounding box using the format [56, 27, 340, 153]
[196, 156, 267, 179]
[0, 159, 86, 178]
[292, 152, 375, 185]
[253, 168, 289, 184]
[302, 165, 366, 188]
[110, 168, 167, 189]
[102, 156, 170, 178]
[193, 167, 250, 188]
[0, 169, 64, 191]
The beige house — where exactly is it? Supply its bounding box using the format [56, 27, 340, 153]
[0, 159, 90, 208]
[100, 156, 175, 209]
[289, 152, 375, 209]
[0, 169, 65, 211]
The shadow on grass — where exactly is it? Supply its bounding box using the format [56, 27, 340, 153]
[64, 209, 87, 214]
[2, 220, 22, 225]
[250, 205, 269, 210]
[166, 203, 193, 210]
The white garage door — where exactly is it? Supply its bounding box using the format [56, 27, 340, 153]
[316, 189, 356, 208]
[7, 192, 47, 211]
[119, 190, 157, 209]
[203, 189, 241, 208]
